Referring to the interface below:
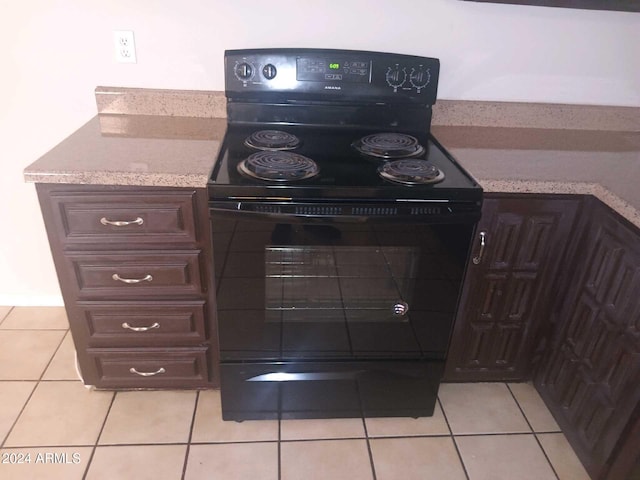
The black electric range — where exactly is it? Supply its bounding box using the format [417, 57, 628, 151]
[207, 49, 483, 421]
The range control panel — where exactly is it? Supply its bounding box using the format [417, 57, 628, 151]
[225, 48, 440, 105]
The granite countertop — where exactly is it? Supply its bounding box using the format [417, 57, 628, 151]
[23, 89, 640, 228]
[432, 125, 640, 228]
[24, 115, 226, 188]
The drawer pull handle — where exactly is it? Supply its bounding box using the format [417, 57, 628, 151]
[112, 273, 153, 284]
[129, 367, 166, 377]
[472, 231, 487, 265]
[122, 322, 160, 332]
[100, 217, 144, 227]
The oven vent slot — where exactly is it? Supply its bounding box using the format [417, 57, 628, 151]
[410, 206, 442, 215]
[350, 207, 398, 216]
[253, 204, 282, 214]
[295, 206, 343, 216]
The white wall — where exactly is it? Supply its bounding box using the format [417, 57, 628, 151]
[1, 0, 638, 305]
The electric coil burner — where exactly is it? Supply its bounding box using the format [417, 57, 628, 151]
[237, 151, 319, 182]
[208, 48, 483, 422]
[378, 159, 445, 185]
[244, 129, 302, 151]
[352, 132, 425, 159]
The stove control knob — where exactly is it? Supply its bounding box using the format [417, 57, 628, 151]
[234, 62, 254, 81]
[385, 66, 407, 90]
[409, 67, 431, 90]
[262, 63, 277, 80]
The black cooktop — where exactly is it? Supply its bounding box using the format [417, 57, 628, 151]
[208, 124, 482, 203]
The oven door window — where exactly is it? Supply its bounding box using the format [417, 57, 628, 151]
[213, 217, 470, 361]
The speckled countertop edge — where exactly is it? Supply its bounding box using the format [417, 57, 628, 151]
[480, 180, 640, 228]
[22, 170, 213, 188]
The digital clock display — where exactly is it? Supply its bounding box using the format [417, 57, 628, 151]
[297, 57, 370, 83]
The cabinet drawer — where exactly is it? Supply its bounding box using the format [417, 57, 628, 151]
[66, 251, 203, 298]
[77, 301, 207, 347]
[87, 347, 209, 388]
[50, 191, 198, 246]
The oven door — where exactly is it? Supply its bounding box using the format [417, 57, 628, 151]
[210, 200, 475, 419]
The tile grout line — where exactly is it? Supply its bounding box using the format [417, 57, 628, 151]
[351, 433, 454, 441]
[6, 434, 535, 446]
[0, 306, 13, 326]
[5, 441, 195, 449]
[277, 414, 282, 480]
[279, 435, 416, 444]
[362, 416, 378, 480]
[0, 327, 69, 331]
[37, 328, 70, 382]
[505, 383, 560, 480]
[82, 390, 117, 480]
[446, 431, 557, 437]
[351, 381, 376, 480]
[188, 439, 284, 446]
[181, 390, 201, 480]
[0, 379, 47, 383]
[437, 396, 471, 480]
[0, 382, 38, 450]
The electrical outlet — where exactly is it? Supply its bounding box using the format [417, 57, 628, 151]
[113, 30, 137, 63]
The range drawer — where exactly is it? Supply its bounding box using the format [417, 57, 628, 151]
[77, 301, 207, 347]
[48, 190, 198, 246]
[87, 347, 209, 388]
[220, 360, 444, 421]
[65, 250, 204, 298]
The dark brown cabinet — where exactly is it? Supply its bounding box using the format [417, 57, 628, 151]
[444, 194, 582, 382]
[445, 193, 640, 479]
[535, 198, 640, 480]
[36, 184, 218, 389]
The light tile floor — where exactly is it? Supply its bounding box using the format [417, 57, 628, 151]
[0, 306, 592, 480]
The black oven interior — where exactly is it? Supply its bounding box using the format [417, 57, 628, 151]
[208, 48, 483, 420]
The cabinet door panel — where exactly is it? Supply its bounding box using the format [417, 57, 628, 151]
[502, 272, 537, 322]
[515, 215, 558, 270]
[478, 273, 508, 321]
[445, 195, 581, 382]
[487, 213, 523, 270]
[463, 323, 494, 366]
[535, 201, 640, 480]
